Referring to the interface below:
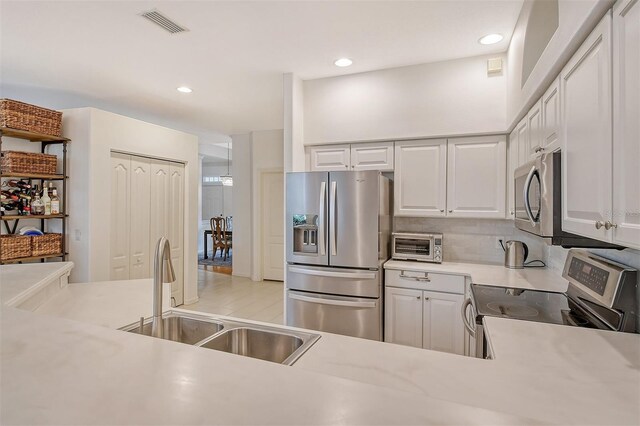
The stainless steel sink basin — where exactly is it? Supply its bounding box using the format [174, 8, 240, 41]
[121, 311, 320, 365]
[201, 327, 305, 364]
[123, 314, 224, 345]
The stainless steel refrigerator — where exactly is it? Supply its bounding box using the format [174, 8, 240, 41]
[285, 171, 391, 341]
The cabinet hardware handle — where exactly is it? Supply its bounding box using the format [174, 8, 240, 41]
[510, 210, 514, 215]
[400, 272, 431, 282]
[595, 221, 605, 230]
[448, 210, 453, 213]
[424, 297, 430, 300]
[416, 296, 421, 300]
[604, 221, 617, 230]
[440, 209, 444, 213]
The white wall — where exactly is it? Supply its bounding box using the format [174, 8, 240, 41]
[230, 133, 252, 278]
[302, 53, 507, 145]
[283, 73, 305, 172]
[251, 129, 284, 281]
[506, 0, 613, 128]
[230, 130, 284, 280]
[61, 108, 200, 305]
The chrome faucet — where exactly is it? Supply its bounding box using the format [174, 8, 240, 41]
[152, 237, 176, 338]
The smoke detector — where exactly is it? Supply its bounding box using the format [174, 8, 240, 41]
[140, 9, 189, 34]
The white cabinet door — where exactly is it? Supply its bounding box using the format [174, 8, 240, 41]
[350, 142, 394, 171]
[561, 12, 613, 241]
[507, 127, 519, 219]
[384, 286, 423, 348]
[423, 290, 464, 355]
[516, 117, 529, 166]
[612, 0, 640, 249]
[447, 136, 506, 218]
[110, 153, 131, 280]
[169, 162, 185, 305]
[309, 145, 350, 171]
[129, 156, 151, 279]
[541, 77, 561, 154]
[527, 99, 543, 160]
[149, 160, 171, 275]
[394, 139, 447, 217]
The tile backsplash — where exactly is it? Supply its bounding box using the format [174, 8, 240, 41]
[394, 217, 548, 265]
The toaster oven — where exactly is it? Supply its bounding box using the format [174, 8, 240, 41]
[392, 233, 443, 263]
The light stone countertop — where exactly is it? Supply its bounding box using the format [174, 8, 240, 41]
[0, 261, 74, 307]
[0, 307, 542, 425]
[384, 259, 568, 292]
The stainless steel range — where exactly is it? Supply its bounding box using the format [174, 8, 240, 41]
[462, 250, 638, 358]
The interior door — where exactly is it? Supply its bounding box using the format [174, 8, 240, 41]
[329, 170, 379, 268]
[262, 171, 285, 281]
[129, 155, 151, 279]
[169, 162, 185, 305]
[149, 160, 171, 275]
[110, 153, 131, 280]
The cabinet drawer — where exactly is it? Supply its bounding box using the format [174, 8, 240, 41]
[385, 269, 465, 294]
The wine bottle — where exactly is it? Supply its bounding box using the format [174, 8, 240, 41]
[7, 180, 31, 189]
[42, 185, 51, 215]
[51, 189, 60, 214]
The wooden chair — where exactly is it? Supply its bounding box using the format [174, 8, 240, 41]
[210, 217, 232, 261]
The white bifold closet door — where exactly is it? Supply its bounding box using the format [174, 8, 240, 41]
[110, 153, 184, 305]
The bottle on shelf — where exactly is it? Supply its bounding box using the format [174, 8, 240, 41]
[31, 193, 44, 215]
[42, 184, 51, 215]
[51, 189, 60, 214]
[6, 180, 31, 190]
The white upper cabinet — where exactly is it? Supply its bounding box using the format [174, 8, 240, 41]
[507, 127, 519, 219]
[447, 135, 506, 218]
[309, 144, 351, 171]
[541, 77, 561, 154]
[527, 99, 543, 160]
[516, 117, 529, 166]
[561, 12, 613, 241]
[350, 142, 394, 171]
[394, 139, 447, 217]
[612, 0, 640, 249]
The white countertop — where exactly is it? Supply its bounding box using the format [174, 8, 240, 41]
[0, 261, 74, 306]
[384, 259, 568, 293]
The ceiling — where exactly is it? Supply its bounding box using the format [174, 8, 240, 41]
[0, 0, 523, 141]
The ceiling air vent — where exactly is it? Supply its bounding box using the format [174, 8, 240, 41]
[140, 9, 189, 34]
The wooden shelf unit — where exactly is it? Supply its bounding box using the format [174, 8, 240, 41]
[0, 126, 69, 264]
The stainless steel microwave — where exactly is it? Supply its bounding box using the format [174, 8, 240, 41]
[392, 233, 443, 263]
[514, 151, 619, 248]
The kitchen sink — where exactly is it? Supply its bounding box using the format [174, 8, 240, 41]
[120, 311, 320, 365]
[201, 327, 306, 364]
[123, 314, 224, 345]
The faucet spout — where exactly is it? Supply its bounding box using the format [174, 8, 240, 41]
[152, 237, 176, 338]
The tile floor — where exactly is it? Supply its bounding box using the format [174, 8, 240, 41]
[182, 266, 284, 325]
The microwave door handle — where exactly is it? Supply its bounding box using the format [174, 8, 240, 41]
[330, 181, 337, 256]
[318, 181, 326, 255]
[523, 166, 537, 227]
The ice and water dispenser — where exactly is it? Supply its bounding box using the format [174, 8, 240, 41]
[292, 214, 319, 254]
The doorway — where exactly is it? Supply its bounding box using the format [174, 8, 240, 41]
[261, 171, 284, 281]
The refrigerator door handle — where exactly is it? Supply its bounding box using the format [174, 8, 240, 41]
[288, 266, 376, 280]
[289, 292, 377, 309]
[330, 180, 337, 256]
[319, 181, 326, 256]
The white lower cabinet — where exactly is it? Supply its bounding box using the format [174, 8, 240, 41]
[384, 269, 465, 355]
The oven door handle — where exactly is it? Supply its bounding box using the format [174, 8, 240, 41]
[523, 165, 537, 228]
[461, 298, 476, 338]
[288, 292, 377, 309]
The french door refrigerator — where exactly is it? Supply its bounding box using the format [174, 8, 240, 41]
[285, 171, 391, 341]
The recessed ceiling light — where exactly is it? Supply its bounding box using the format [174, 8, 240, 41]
[177, 86, 192, 93]
[334, 58, 353, 67]
[479, 34, 503, 45]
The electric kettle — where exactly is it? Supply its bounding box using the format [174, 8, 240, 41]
[504, 240, 528, 269]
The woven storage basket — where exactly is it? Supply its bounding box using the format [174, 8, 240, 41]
[0, 150, 57, 175]
[0, 99, 63, 137]
[31, 233, 63, 257]
[0, 234, 32, 261]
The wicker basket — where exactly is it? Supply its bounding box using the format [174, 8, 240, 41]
[0, 234, 32, 261]
[0, 99, 63, 137]
[31, 233, 63, 257]
[0, 150, 57, 175]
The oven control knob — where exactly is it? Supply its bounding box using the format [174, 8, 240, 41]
[435, 255, 441, 262]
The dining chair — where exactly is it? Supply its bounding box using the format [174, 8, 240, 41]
[210, 217, 232, 260]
